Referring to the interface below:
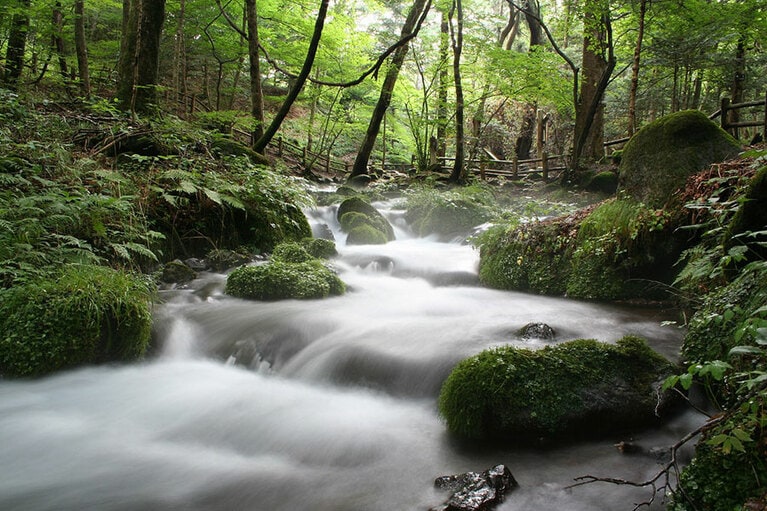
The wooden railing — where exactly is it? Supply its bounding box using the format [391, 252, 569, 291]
[715, 91, 767, 140]
[441, 153, 567, 181]
[272, 135, 349, 176]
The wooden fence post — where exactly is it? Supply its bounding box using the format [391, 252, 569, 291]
[763, 91, 767, 139]
[721, 97, 730, 133]
[542, 152, 549, 182]
[536, 109, 544, 163]
[512, 155, 519, 179]
[480, 158, 486, 181]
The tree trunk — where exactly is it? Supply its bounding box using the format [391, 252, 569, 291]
[117, 0, 167, 114]
[436, 10, 449, 161]
[52, 2, 69, 79]
[172, 0, 186, 111]
[253, 0, 330, 153]
[448, 0, 465, 183]
[349, 0, 430, 178]
[515, 0, 542, 160]
[571, 4, 614, 169]
[74, 0, 91, 97]
[728, 38, 746, 138]
[627, 0, 646, 136]
[245, 0, 264, 142]
[3, 0, 31, 90]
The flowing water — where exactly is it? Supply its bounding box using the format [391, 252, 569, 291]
[0, 198, 704, 510]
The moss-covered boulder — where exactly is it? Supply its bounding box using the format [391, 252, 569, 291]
[225, 260, 345, 300]
[337, 197, 395, 245]
[585, 170, 619, 194]
[300, 237, 338, 259]
[160, 259, 197, 284]
[618, 110, 741, 208]
[438, 336, 677, 441]
[404, 186, 495, 238]
[477, 197, 683, 301]
[271, 242, 314, 263]
[0, 265, 154, 378]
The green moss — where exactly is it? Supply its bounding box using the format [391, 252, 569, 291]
[346, 223, 390, 245]
[585, 171, 618, 194]
[0, 265, 155, 377]
[271, 242, 313, 263]
[618, 110, 741, 208]
[337, 197, 395, 241]
[300, 237, 338, 259]
[225, 260, 345, 301]
[725, 166, 767, 263]
[438, 336, 675, 441]
[404, 185, 495, 237]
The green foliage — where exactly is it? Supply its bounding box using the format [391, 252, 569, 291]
[0, 265, 155, 377]
[438, 336, 675, 440]
[225, 260, 345, 301]
[403, 184, 496, 237]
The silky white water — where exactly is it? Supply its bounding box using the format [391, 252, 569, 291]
[0, 199, 703, 510]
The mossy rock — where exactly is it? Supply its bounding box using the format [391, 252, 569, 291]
[0, 265, 155, 378]
[225, 260, 345, 301]
[206, 249, 251, 272]
[404, 187, 495, 238]
[438, 336, 677, 441]
[160, 260, 197, 284]
[337, 197, 395, 244]
[271, 242, 313, 263]
[300, 237, 338, 259]
[585, 170, 619, 194]
[618, 111, 741, 208]
[346, 224, 390, 245]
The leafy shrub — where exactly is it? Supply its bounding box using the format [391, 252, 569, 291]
[225, 260, 345, 300]
[0, 265, 155, 377]
[438, 336, 675, 440]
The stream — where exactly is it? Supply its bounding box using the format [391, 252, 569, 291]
[0, 198, 704, 510]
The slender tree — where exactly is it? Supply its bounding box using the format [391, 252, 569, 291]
[74, 0, 91, 97]
[3, 0, 32, 90]
[117, 0, 167, 114]
[245, 0, 264, 142]
[253, 0, 330, 153]
[52, 2, 69, 79]
[349, 0, 431, 178]
[627, 0, 647, 136]
[447, 0, 465, 183]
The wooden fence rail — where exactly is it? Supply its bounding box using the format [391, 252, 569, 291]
[441, 153, 567, 182]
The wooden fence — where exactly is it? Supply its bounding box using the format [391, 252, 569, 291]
[441, 152, 567, 181]
[714, 91, 767, 140]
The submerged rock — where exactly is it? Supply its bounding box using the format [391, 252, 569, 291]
[430, 464, 518, 511]
[518, 322, 556, 341]
[337, 197, 395, 245]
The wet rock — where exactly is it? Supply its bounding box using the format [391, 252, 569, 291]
[206, 249, 251, 272]
[518, 322, 556, 341]
[160, 260, 197, 284]
[184, 258, 208, 272]
[431, 464, 518, 511]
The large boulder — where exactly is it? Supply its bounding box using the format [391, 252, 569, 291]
[438, 336, 678, 441]
[0, 265, 154, 377]
[618, 110, 741, 208]
[225, 260, 345, 300]
[337, 197, 395, 245]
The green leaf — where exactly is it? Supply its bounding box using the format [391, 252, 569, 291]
[679, 373, 693, 390]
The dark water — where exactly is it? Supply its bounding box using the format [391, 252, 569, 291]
[0, 200, 704, 510]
